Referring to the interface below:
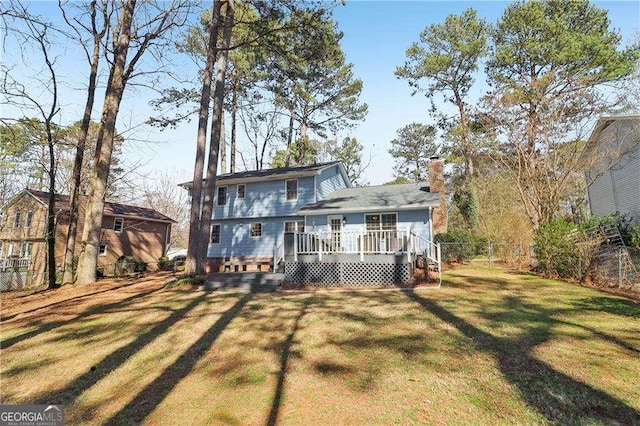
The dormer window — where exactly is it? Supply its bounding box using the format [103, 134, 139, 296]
[286, 179, 298, 201]
[113, 218, 124, 233]
[217, 187, 227, 206]
[237, 184, 245, 199]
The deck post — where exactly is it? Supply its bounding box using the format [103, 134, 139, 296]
[318, 232, 323, 261]
[294, 232, 298, 262]
[360, 228, 364, 262]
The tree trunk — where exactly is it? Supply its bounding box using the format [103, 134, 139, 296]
[284, 109, 294, 167]
[186, 0, 222, 275]
[45, 123, 59, 289]
[219, 113, 226, 174]
[230, 88, 237, 173]
[198, 0, 234, 272]
[62, 1, 101, 285]
[76, 0, 136, 285]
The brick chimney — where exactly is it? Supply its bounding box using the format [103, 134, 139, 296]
[428, 156, 447, 235]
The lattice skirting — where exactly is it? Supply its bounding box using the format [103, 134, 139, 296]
[284, 262, 412, 286]
[1, 269, 29, 292]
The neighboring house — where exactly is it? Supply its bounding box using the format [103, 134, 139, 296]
[181, 159, 447, 285]
[0, 189, 174, 285]
[584, 114, 640, 224]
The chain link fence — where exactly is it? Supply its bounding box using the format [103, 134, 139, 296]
[439, 241, 533, 270]
[589, 246, 639, 290]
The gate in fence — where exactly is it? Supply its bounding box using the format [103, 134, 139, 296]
[0, 258, 31, 292]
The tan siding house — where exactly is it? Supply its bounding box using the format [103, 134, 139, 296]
[0, 190, 174, 285]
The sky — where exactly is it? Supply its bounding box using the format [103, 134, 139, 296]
[2, 1, 639, 188]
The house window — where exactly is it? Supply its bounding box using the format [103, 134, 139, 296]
[113, 218, 124, 233]
[25, 211, 33, 228]
[210, 224, 221, 244]
[7, 242, 15, 257]
[0, 242, 3, 258]
[286, 179, 298, 201]
[20, 241, 32, 258]
[250, 222, 262, 238]
[284, 221, 305, 233]
[365, 213, 397, 231]
[217, 187, 227, 206]
[99, 244, 108, 256]
[237, 184, 245, 199]
[14, 212, 21, 228]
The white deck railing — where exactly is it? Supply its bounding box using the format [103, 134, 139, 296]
[0, 258, 30, 269]
[294, 229, 413, 261]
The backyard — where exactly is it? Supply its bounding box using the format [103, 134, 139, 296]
[1, 266, 639, 425]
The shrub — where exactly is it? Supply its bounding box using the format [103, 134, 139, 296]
[114, 256, 146, 277]
[435, 228, 483, 264]
[157, 256, 171, 270]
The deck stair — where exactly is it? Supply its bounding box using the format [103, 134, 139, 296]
[204, 272, 284, 292]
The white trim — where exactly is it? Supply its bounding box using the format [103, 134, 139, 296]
[285, 179, 298, 202]
[113, 217, 124, 233]
[210, 223, 221, 244]
[216, 186, 228, 206]
[364, 212, 398, 231]
[236, 183, 246, 200]
[250, 222, 263, 238]
[99, 243, 108, 256]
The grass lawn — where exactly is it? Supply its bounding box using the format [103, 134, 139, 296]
[1, 267, 639, 425]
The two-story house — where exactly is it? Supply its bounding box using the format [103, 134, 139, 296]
[181, 159, 446, 286]
[584, 114, 640, 224]
[0, 189, 174, 287]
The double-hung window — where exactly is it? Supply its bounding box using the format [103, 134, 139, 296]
[217, 187, 227, 206]
[14, 212, 21, 228]
[210, 224, 221, 244]
[285, 179, 298, 201]
[237, 184, 245, 199]
[284, 221, 305, 233]
[25, 211, 33, 228]
[113, 218, 124, 233]
[250, 222, 262, 238]
[20, 241, 32, 258]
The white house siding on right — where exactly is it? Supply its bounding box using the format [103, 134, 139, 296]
[586, 116, 640, 224]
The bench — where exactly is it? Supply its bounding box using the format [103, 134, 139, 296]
[223, 260, 273, 272]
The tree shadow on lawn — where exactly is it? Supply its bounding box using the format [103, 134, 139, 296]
[107, 294, 252, 424]
[266, 296, 311, 426]
[570, 296, 640, 319]
[33, 291, 213, 406]
[1, 285, 166, 349]
[402, 289, 640, 424]
[0, 280, 146, 322]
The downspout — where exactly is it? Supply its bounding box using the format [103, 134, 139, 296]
[428, 207, 434, 242]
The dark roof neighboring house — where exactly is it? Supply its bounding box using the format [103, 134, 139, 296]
[297, 183, 441, 215]
[179, 161, 351, 188]
[18, 190, 175, 223]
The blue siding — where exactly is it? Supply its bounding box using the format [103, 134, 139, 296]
[208, 217, 305, 258]
[316, 165, 349, 200]
[304, 209, 431, 240]
[212, 176, 315, 219]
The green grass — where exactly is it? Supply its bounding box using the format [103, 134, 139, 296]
[1, 266, 639, 425]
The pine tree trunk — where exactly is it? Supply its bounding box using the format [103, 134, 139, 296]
[230, 89, 237, 173]
[76, 0, 135, 285]
[198, 0, 234, 272]
[46, 123, 58, 289]
[62, 1, 101, 284]
[186, 0, 222, 275]
[219, 113, 226, 174]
